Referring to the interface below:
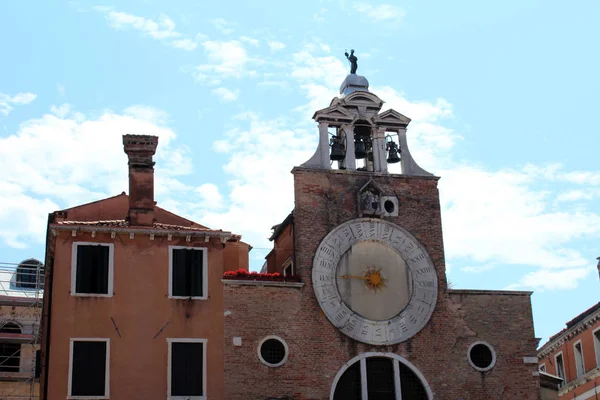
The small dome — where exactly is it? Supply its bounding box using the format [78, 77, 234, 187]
[340, 74, 370, 96]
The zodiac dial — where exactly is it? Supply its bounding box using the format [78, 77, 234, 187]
[312, 218, 438, 345]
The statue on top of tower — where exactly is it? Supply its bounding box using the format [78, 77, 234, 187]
[345, 49, 358, 74]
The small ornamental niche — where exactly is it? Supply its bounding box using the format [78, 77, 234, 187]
[258, 336, 288, 367]
[357, 179, 383, 217]
[468, 341, 496, 371]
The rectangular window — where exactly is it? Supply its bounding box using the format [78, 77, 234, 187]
[168, 339, 206, 400]
[282, 258, 294, 277]
[574, 341, 585, 378]
[169, 247, 207, 299]
[68, 339, 109, 399]
[594, 328, 600, 368]
[71, 243, 114, 296]
[35, 349, 41, 379]
[539, 363, 546, 372]
[555, 352, 565, 385]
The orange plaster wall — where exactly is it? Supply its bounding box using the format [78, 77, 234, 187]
[45, 230, 230, 400]
[266, 223, 294, 274]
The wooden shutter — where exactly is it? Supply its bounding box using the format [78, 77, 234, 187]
[171, 342, 203, 396]
[71, 341, 107, 396]
[172, 249, 203, 297]
[76, 245, 109, 294]
[172, 249, 189, 296]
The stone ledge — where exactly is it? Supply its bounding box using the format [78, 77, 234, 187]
[221, 279, 304, 288]
[449, 289, 533, 296]
[291, 166, 440, 180]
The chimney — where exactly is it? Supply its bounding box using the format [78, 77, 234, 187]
[123, 135, 159, 226]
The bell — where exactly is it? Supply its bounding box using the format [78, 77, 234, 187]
[330, 136, 345, 161]
[355, 139, 367, 159]
[387, 142, 401, 163]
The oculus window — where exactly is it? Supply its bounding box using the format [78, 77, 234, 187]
[258, 336, 288, 367]
[468, 341, 496, 372]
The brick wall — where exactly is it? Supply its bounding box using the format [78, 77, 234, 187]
[222, 167, 540, 400]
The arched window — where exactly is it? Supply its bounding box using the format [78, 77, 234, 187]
[331, 353, 432, 400]
[16, 259, 44, 289]
[0, 322, 22, 372]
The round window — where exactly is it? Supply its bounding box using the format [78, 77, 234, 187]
[384, 200, 395, 213]
[468, 341, 496, 371]
[258, 336, 288, 367]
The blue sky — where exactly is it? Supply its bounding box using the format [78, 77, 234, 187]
[1, 0, 598, 344]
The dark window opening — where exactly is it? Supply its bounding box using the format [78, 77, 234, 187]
[35, 349, 41, 378]
[171, 342, 204, 397]
[16, 259, 44, 289]
[75, 245, 110, 294]
[399, 362, 428, 400]
[333, 356, 428, 400]
[366, 357, 395, 400]
[260, 338, 286, 366]
[0, 322, 21, 372]
[70, 341, 107, 397]
[469, 343, 494, 369]
[384, 200, 395, 214]
[333, 358, 361, 400]
[172, 248, 204, 297]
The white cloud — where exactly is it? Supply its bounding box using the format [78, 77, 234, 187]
[171, 39, 198, 51]
[506, 267, 592, 291]
[267, 41, 286, 51]
[211, 87, 240, 102]
[240, 36, 259, 46]
[50, 104, 72, 118]
[96, 7, 197, 51]
[57, 84, 66, 97]
[195, 183, 224, 209]
[194, 40, 259, 83]
[211, 18, 234, 34]
[0, 105, 196, 248]
[352, 3, 406, 22]
[0, 92, 36, 116]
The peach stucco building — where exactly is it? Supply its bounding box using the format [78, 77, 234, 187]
[537, 301, 600, 399]
[39, 135, 249, 400]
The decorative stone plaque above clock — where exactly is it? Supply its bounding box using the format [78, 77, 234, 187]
[312, 218, 438, 345]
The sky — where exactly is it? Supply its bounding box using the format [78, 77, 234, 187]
[0, 0, 599, 345]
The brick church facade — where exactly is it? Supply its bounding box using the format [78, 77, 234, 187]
[40, 71, 541, 399]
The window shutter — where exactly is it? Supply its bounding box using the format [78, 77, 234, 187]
[171, 342, 203, 396]
[172, 249, 189, 296]
[190, 250, 203, 297]
[71, 341, 107, 396]
[76, 246, 109, 294]
[75, 246, 92, 293]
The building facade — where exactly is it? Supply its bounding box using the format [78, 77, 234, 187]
[0, 259, 44, 399]
[537, 301, 600, 400]
[39, 136, 249, 400]
[40, 71, 542, 399]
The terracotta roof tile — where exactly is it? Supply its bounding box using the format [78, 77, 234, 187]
[53, 219, 240, 238]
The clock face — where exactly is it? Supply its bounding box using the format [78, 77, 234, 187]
[312, 218, 438, 345]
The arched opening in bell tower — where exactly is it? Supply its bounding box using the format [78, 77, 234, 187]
[353, 120, 372, 171]
[331, 353, 432, 400]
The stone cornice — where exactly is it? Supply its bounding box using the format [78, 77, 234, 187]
[538, 309, 600, 358]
